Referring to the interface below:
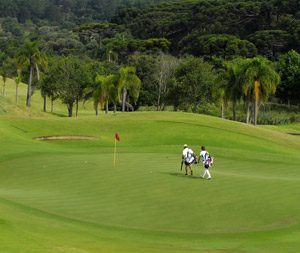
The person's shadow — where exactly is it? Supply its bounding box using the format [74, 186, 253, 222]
[160, 172, 201, 179]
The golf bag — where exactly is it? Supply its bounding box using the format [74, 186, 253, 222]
[193, 155, 198, 164]
[204, 156, 213, 169]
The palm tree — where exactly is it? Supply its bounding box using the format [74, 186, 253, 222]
[242, 57, 280, 125]
[94, 75, 106, 114]
[16, 41, 46, 106]
[108, 76, 119, 113]
[214, 69, 229, 119]
[1, 70, 7, 97]
[118, 66, 141, 112]
[14, 76, 21, 102]
[94, 74, 119, 114]
[14, 58, 24, 103]
[215, 61, 244, 120]
[106, 75, 119, 113]
[225, 61, 246, 121]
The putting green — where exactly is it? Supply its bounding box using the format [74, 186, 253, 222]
[0, 151, 299, 234]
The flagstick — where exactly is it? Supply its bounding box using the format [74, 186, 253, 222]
[114, 138, 117, 168]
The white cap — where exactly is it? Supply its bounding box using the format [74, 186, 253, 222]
[184, 144, 187, 148]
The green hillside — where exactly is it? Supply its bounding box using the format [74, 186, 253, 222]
[0, 78, 95, 117]
[0, 80, 300, 252]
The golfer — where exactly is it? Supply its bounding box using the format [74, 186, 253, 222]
[182, 144, 195, 176]
[198, 146, 212, 180]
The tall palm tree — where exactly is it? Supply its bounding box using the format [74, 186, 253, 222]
[94, 74, 119, 114]
[16, 41, 46, 106]
[242, 57, 280, 125]
[108, 76, 119, 113]
[14, 76, 21, 102]
[14, 58, 24, 103]
[1, 70, 7, 97]
[94, 75, 106, 114]
[215, 69, 229, 119]
[106, 75, 119, 113]
[215, 61, 244, 120]
[118, 66, 141, 112]
[225, 61, 246, 121]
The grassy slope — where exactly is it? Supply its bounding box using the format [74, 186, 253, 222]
[0, 79, 300, 252]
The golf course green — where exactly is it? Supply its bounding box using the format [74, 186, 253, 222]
[0, 81, 300, 252]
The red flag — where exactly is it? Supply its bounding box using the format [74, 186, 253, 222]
[115, 132, 120, 141]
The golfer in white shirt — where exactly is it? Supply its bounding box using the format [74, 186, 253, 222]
[198, 146, 212, 180]
[182, 144, 195, 176]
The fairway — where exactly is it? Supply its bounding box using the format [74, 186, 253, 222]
[1, 103, 300, 251]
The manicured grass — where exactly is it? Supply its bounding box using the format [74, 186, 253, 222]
[0, 79, 300, 252]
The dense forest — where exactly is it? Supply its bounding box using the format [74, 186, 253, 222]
[0, 0, 178, 23]
[0, 0, 300, 124]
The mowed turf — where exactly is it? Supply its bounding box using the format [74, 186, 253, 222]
[1, 82, 300, 252]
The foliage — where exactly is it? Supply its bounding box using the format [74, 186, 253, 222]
[180, 34, 257, 59]
[112, 0, 300, 59]
[174, 57, 216, 112]
[16, 40, 46, 106]
[118, 66, 141, 111]
[54, 55, 93, 117]
[276, 50, 300, 106]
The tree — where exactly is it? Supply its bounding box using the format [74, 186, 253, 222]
[74, 23, 126, 48]
[180, 34, 257, 59]
[118, 66, 141, 112]
[128, 52, 157, 107]
[216, 60, 245, 120]
[155, 52, 178, 111]
[174, 57, 216, 112]
[40, 63, 60, 113]
[276, 50, 300, 106]
[56, 55, 92, 117]
[14, 57, 24, 103]
[1, 68, 7, 97]
[215, 69, 229, 119]
[14, 76, 21, 103]
[242, 57, 280, 125]
[16, 40, 46, 106]
[94, 74, 119, 114]
[247, 30, 290, 60]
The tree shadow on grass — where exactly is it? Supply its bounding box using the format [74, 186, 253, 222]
[160, 172, 201, 180]
[45, 112, 67, 117]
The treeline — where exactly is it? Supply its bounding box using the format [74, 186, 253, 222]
[0, 0, 300, 123]
[112, 0, 300, 60]
[0, 0, 176, 24]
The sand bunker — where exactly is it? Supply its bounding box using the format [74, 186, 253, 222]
[34, 136, 99, 140]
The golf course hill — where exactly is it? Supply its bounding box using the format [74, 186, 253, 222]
[0, 78, 300, 252]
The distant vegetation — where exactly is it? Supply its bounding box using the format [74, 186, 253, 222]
[0, 0, 299, 123]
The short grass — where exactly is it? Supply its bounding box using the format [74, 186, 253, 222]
[0, 79, 300, 252]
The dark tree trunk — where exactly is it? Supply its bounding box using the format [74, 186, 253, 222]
[246, 90, 251, 124]
[76, 99, 79, 117]
[27, 59, 34, 106]
[43, 94, 46, 112]
[221, 103, 224, 119]
[233, 101, 236, 121]
[51, 97, 54, 113]
[122, 86, 127, 112]
[16, 86, 18, 102]
[254, 99, 258, 126]
[105, 92, 108, 114]
[68, 103, 73, 117]
[95, 104, 98, 115]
